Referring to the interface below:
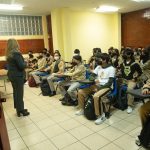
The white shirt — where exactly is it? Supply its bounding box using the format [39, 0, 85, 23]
[94, 65, 115, 85]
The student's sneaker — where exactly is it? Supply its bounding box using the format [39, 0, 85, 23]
[135, 136, 141, 146]
[95, 114, 106, 125]
[75, 109, 84, 116]
[127, 106, 133, 114]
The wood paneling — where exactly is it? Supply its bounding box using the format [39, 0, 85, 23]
[0, 39, 44, 56]
[46, 15, 54, 54]
[0, 97, 11, 150]
[121, 8, 150, 48]
[0, 61, 7, 69]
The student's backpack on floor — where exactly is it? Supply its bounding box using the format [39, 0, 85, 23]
[84, 95, 96, 120]
[114, 84, 128, 110]
[40, 79, 51, 96]
[28, 76, 37, 87]
[138, 117, 150, 148]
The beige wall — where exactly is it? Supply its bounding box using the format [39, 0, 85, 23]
[51, 8, 121, 61]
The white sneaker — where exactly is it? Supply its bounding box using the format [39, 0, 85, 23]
[127, 106, 133, 114]
[95, 115, 106, 125]
[75, 109, 84, 116]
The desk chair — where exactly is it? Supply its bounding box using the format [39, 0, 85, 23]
[127, 89, 150, 104]
[102, 78, 118, 118]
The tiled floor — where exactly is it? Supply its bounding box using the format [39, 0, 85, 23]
[1, 81, 146, 150]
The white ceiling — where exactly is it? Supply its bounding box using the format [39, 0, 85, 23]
[0, 0, 150, 15]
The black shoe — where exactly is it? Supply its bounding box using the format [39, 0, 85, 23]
[49, 91, 56, 97]
[62, 100, 77, 106]
[17, 109, 30, 117]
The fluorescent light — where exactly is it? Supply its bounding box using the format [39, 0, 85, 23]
[0, 4, 23, 10]
[96, 6, 119, 12]
[132, 0, 150, 2]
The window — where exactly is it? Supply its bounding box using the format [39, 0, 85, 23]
[0, 15, 43, 36]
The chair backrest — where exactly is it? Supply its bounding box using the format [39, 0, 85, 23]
[85, 70, 91, 79]
[109, 78, 117, 97]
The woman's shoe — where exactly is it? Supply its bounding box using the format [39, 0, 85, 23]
[17, 109, 30, 117]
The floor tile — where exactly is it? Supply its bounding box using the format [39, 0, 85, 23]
[50, 113, 71, 123]
[35, 118, 55, 129]
[105, 115, 122, 125]
[81, 133, 110, 150]
[29, 140, 57, 150]
[22, 131, 47, 147]
[84, 121, 109, 132]
[17, 123, 39, 136]
[61, 141, 89, 150]
[8, 129, 20, 141]
[128, 126, 142, 138]
[113, 134, 140, 150]
[10, 137, 27, 150]
[10, 117, 32, 128]
[98, 126, 124, 141]
[113, 110, 132, 119]
[42, 124, 65, 138]
[125, 115, 141, 126]
[51, 132, 77, 149]
[59, 118, 81, 131]
[100, 143, 122, 150]
[69, 125, 93, 140]
[111, 120, 138, 133]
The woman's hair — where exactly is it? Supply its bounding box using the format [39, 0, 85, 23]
[6, 38, 20, 59]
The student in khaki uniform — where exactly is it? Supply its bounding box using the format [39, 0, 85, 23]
[46, 52, 65, 96]
[58, 55, 86, 105]
[6, 39, 30, 117]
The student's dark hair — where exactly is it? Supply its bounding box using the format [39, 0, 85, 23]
[124, 48, 135, 61]
[54, 51, 61, 57]
[100, 53, 110, 63]
[74, 49, 80, 54]
[43, 48, 47, 51]
[46, 53, 50, 57]
[32, 58, 37, 63]
[73, 55, 82, 62]
[29, 54, 34, 58]
[54, 50, 60, 53]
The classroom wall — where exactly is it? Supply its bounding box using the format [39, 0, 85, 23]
[51, 8, 121, 61]
[122, 8, 150, 48]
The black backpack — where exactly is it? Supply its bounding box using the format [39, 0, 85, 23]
[40, 79, 51, 96]
[84, 95, 96, 120]
[114, 85, 128, 110]
[138, 117, 150, 148]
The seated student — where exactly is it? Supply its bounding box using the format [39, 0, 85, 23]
[58, 55, 86, 105]
[88, 48, 101, 71]
[76, 53, 115, 125]
[30, 53, 47, 84]
[120, 48, 142, 114]
[46, 53, 54, 66]
[110, 49, 119, 68]
[46, 52, 65, 96]
[140, 47, 149, 65]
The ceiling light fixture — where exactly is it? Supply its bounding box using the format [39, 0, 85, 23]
[132, 0, 150, 2]
[0, 4, 23, 10]
[96, 6, 119, 12]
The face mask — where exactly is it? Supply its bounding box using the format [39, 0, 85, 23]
[54, 56, 59, 60]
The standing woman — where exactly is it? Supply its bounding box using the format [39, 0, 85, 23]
[6, 39, 30, 117]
